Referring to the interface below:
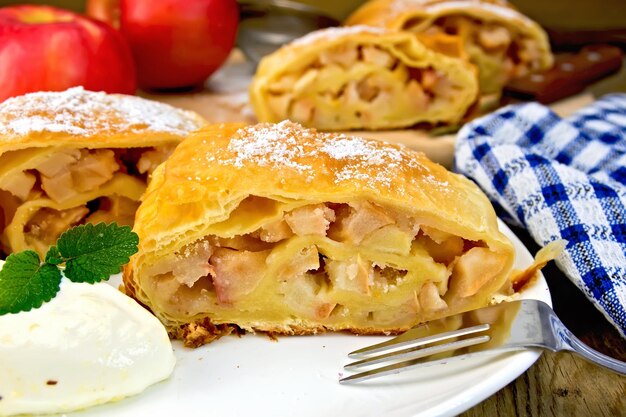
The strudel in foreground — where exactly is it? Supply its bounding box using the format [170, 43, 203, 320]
[124, 121, 515, 346]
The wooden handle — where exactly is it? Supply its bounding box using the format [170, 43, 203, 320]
[504, 45, 623, 104]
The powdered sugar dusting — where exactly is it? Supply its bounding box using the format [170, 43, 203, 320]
[291, 25, 389, 48]
[227, 121, 314, 172]
[0, 87, 204, 138]
[320, 136, 404, 187]
[215, 120, 449, 193]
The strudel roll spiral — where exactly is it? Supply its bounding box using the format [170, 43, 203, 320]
[123, 121, 515, 346]
[345, 0, 553, 95]
[0, 87, 205, 256]
[250, 26, 479, 131]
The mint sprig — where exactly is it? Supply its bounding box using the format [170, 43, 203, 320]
[53, 223, 139, 283]
[0, 222, 138, 316]
[0, 251, 62, 315]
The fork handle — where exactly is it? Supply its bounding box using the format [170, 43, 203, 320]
[564, 331, 626, 376]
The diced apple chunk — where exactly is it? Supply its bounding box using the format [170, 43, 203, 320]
[39, 149, 119, 203]
[280, 273, 336, 320]
[266, 93, 293, 118]
[356, 77, 381, 102]
[293, 68, 319, 95]
[335, 201, 394, 244]
[477, 26, 511, 50]
[387, 209, 420, 237]
[172, 240, 215, 288]
[72, 150, 118, 192]
[143, 240, 215, 289]
[259, 219, 294, 243]
[361, 224, 413, 255]
[417, 233, 465, 264]
[210, 248, 269, 304]
[343, 81, 361, 106]
[290, 99, 315, 123]
[36, 148, 81, 177]
[40, 170, 76, 202]
[407, 80, 429, 111]
[362, 45, 395, 69]
[325, 255, 372, 294]
[284, 204, 335, 236]
[319, 45, 358, 68]
[449, 247, 508, 297]
[419, 281, 448, 312]
[0, 170, 36, 201]
[278, 245, 320, 281]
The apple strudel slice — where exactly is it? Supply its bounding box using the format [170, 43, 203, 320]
[123, 121, 515, 347]
[0, 87, 206, 257]
[249, 26, 478, 131]
[345, 0, 553, 95]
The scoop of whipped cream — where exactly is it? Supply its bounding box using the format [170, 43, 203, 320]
[0, 260, 176, 416]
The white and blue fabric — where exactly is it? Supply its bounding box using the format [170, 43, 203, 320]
[455, 94, 626, 338]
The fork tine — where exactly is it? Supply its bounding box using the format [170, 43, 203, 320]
[340, 350, 467, 384]
[348, 323, 491, 358]
[344, 334, 491, 371]
[340, 335, 493, 384]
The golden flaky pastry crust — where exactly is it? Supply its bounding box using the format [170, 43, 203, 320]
[125, 121, 515, 346]
[346, 0, 553, 95]
[0, 87, 206, 256]
[250, 26, 478, 130]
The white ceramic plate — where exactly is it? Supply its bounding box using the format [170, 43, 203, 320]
[73, 221, 550, 417]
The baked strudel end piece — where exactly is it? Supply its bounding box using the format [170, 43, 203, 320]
[123, 121, 515, 346]
[345, 0, 553, 95]
[250, 26, 478, 131]
[0, 87, 206, 256]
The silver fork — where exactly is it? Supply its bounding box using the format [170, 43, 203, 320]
[340, 299, 626, 384]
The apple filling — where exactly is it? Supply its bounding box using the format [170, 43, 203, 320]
[140, 198, 510, 333]
[265, 43, 467, 129]
[408, 15, 545, 93]
[0, 145, 175, 256]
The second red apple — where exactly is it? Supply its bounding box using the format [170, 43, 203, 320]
[118, 0, 239, 90]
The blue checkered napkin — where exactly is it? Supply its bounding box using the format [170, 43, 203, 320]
[454, 94, 626, 338]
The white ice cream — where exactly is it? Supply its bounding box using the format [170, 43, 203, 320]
[0, 261, 176, 416]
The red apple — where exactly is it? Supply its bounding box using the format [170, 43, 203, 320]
[88, 0, 239, 90]
[0, 5, 136, 102]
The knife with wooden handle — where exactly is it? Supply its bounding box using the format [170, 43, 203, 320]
[503, 44, 623, 104]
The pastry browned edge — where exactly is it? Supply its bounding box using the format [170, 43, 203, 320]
[124, 121, 515, 347]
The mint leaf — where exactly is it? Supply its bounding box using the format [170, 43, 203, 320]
[0, 251, 62, 315]
[56, 222, 139, 283]
[45, 246, 63, 265]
